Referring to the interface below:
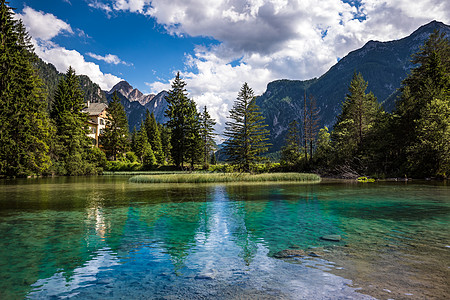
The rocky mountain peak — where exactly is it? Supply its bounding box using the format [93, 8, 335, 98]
[109, 80, 133, 96]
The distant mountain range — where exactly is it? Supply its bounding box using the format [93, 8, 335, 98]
[255, 20, 450, 152]
[106, 81, 169, 130]
[33, 55, 169, 131]
[33, 20, 449, 152]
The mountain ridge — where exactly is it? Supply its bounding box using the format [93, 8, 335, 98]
[256, 20, 450, 152]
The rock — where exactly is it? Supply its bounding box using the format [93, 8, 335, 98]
[273, 249, 306, 258]
[308, 251, 321, 257]
[320, 235, 342, 242]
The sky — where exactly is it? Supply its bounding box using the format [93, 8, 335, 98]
[11, 0, 450, 130]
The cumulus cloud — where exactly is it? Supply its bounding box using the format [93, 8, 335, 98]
[17, 6, 73, 41]
[86, 0, 450, 132]
[17, 6, 121, 90]
[86, 52, 133, 66]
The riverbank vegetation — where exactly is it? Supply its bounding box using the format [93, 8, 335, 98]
[129, 172, 320, 184]
[0, 2, 448, 179]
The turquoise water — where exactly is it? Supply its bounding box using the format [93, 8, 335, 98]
[0, 177, 448, 299]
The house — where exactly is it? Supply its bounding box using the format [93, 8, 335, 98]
[82, 102, 108, 147]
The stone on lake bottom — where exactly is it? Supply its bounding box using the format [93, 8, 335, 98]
[320, 235, 342, 242]
[273, 249, 306, 258]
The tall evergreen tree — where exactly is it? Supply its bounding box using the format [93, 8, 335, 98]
[281, 120, 302, 169]
[306, 95, 320, 159]
[159, 123, 172, 165]
[50, 67, 91, 175]
[100, 91, 129, 160]
[331, 72, 382, 165]
[185, 99, 203, 169]
[134, 122, 156, 169]
[394, 30, 450, 177]
[199, 106, 216, 168]
[224, 83, 271, 172]
[144, 110, 164, 165]
[164, 72, 199, 168]
[0, 1, 53, 176]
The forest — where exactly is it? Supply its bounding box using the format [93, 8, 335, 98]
[0, 2, 449, 179]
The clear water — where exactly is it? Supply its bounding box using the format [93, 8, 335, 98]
[0, 177, 448, 299]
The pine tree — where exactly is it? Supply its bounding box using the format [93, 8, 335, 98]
[331, 72, 382, 165]
[144, 110, 164, 165]
[50, 67, 92, 175]
[134, 121, 155, 168]
[0, 1, 53, 176]
[185, 99, 203, 169]
[199, 106, 216, 168]
[130, 125, 137, 153]
[224, 83, 271, 172]
[165, 72, 199, 169]
[100, 91, 129, 160]
[281, 120, 302, 169]
[159, 123, 172, 165]
[394, 30, 450, 177]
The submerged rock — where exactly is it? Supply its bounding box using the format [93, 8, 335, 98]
[320, 235, 342, 242]
[273, 249, 306, 258]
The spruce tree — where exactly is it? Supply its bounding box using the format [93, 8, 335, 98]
[224, 83, 271, 172]
[165, 72, 199, 169]
[394, 30, 450, 177]
[51, 67, 91, 175]
[0, 1, 53, 176]
[144, 110, 164, 165]
[331, 72, 382, 165]
[159, 123, 172, 164]
[199, 106, 216, 168]
[281, 120, 302, 169]
[100, 91, 129, 160]
[135, 122, 155, 168]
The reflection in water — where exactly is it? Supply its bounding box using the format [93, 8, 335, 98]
[0, 177, 448, 299]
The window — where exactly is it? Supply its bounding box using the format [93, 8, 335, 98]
[92, 127, 96, 134]
[100, 119, 104, 125]
[100, 129, 105, 135]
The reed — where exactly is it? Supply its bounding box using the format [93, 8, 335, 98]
[129, 172, 321, 183]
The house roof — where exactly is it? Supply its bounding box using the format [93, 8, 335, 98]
[82, 103, 108, 116]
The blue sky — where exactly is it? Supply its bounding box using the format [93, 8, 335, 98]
[11, 0, 449, 130]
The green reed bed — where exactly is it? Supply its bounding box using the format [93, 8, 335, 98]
[103, 171, 190, 176]
[129, 173, 321, 184]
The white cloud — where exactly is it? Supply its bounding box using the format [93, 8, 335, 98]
[134, 0, 449, 134]
[17, 6, 73, 41]
[86, 52, 133, 66]
[88, 0, 113, 13]
[87, 0, 450, 132]
[17, 6, 121, 90]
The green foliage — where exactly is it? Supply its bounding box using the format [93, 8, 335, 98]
[100, 91, 129, 160]
[144, 110, 164, 164]
[312, 126, 333, 168]
[86, 146, 107, 173]
[125, 151, 138, 163]
[164, 72, 201, 169]
[331, 72, 383, 168]
[199, 106, 216, 168]
[0, 2, 53, 176]
[281, 120, 302, 169]
[224, 83, 271, 172]
[50, 67, 95, 175]
[159, 123, 172, 165]
[393, 30, 450, 177]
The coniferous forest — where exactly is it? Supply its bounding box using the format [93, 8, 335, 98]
[0, 1, 449, 178]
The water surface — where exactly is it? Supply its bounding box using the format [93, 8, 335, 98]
[0, 177, 448, 299]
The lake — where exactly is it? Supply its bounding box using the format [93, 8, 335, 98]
[0, 176, 448, 299]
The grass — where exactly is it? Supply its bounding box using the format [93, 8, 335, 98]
[103, 171, 190, 176]
[129, 172, 321, 184]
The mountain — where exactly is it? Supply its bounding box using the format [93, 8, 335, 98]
[256, 20, 450, 152]
[109, 80, 155, 106]
[33, 54, 107, 108]
[106, 81, 169, 131]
